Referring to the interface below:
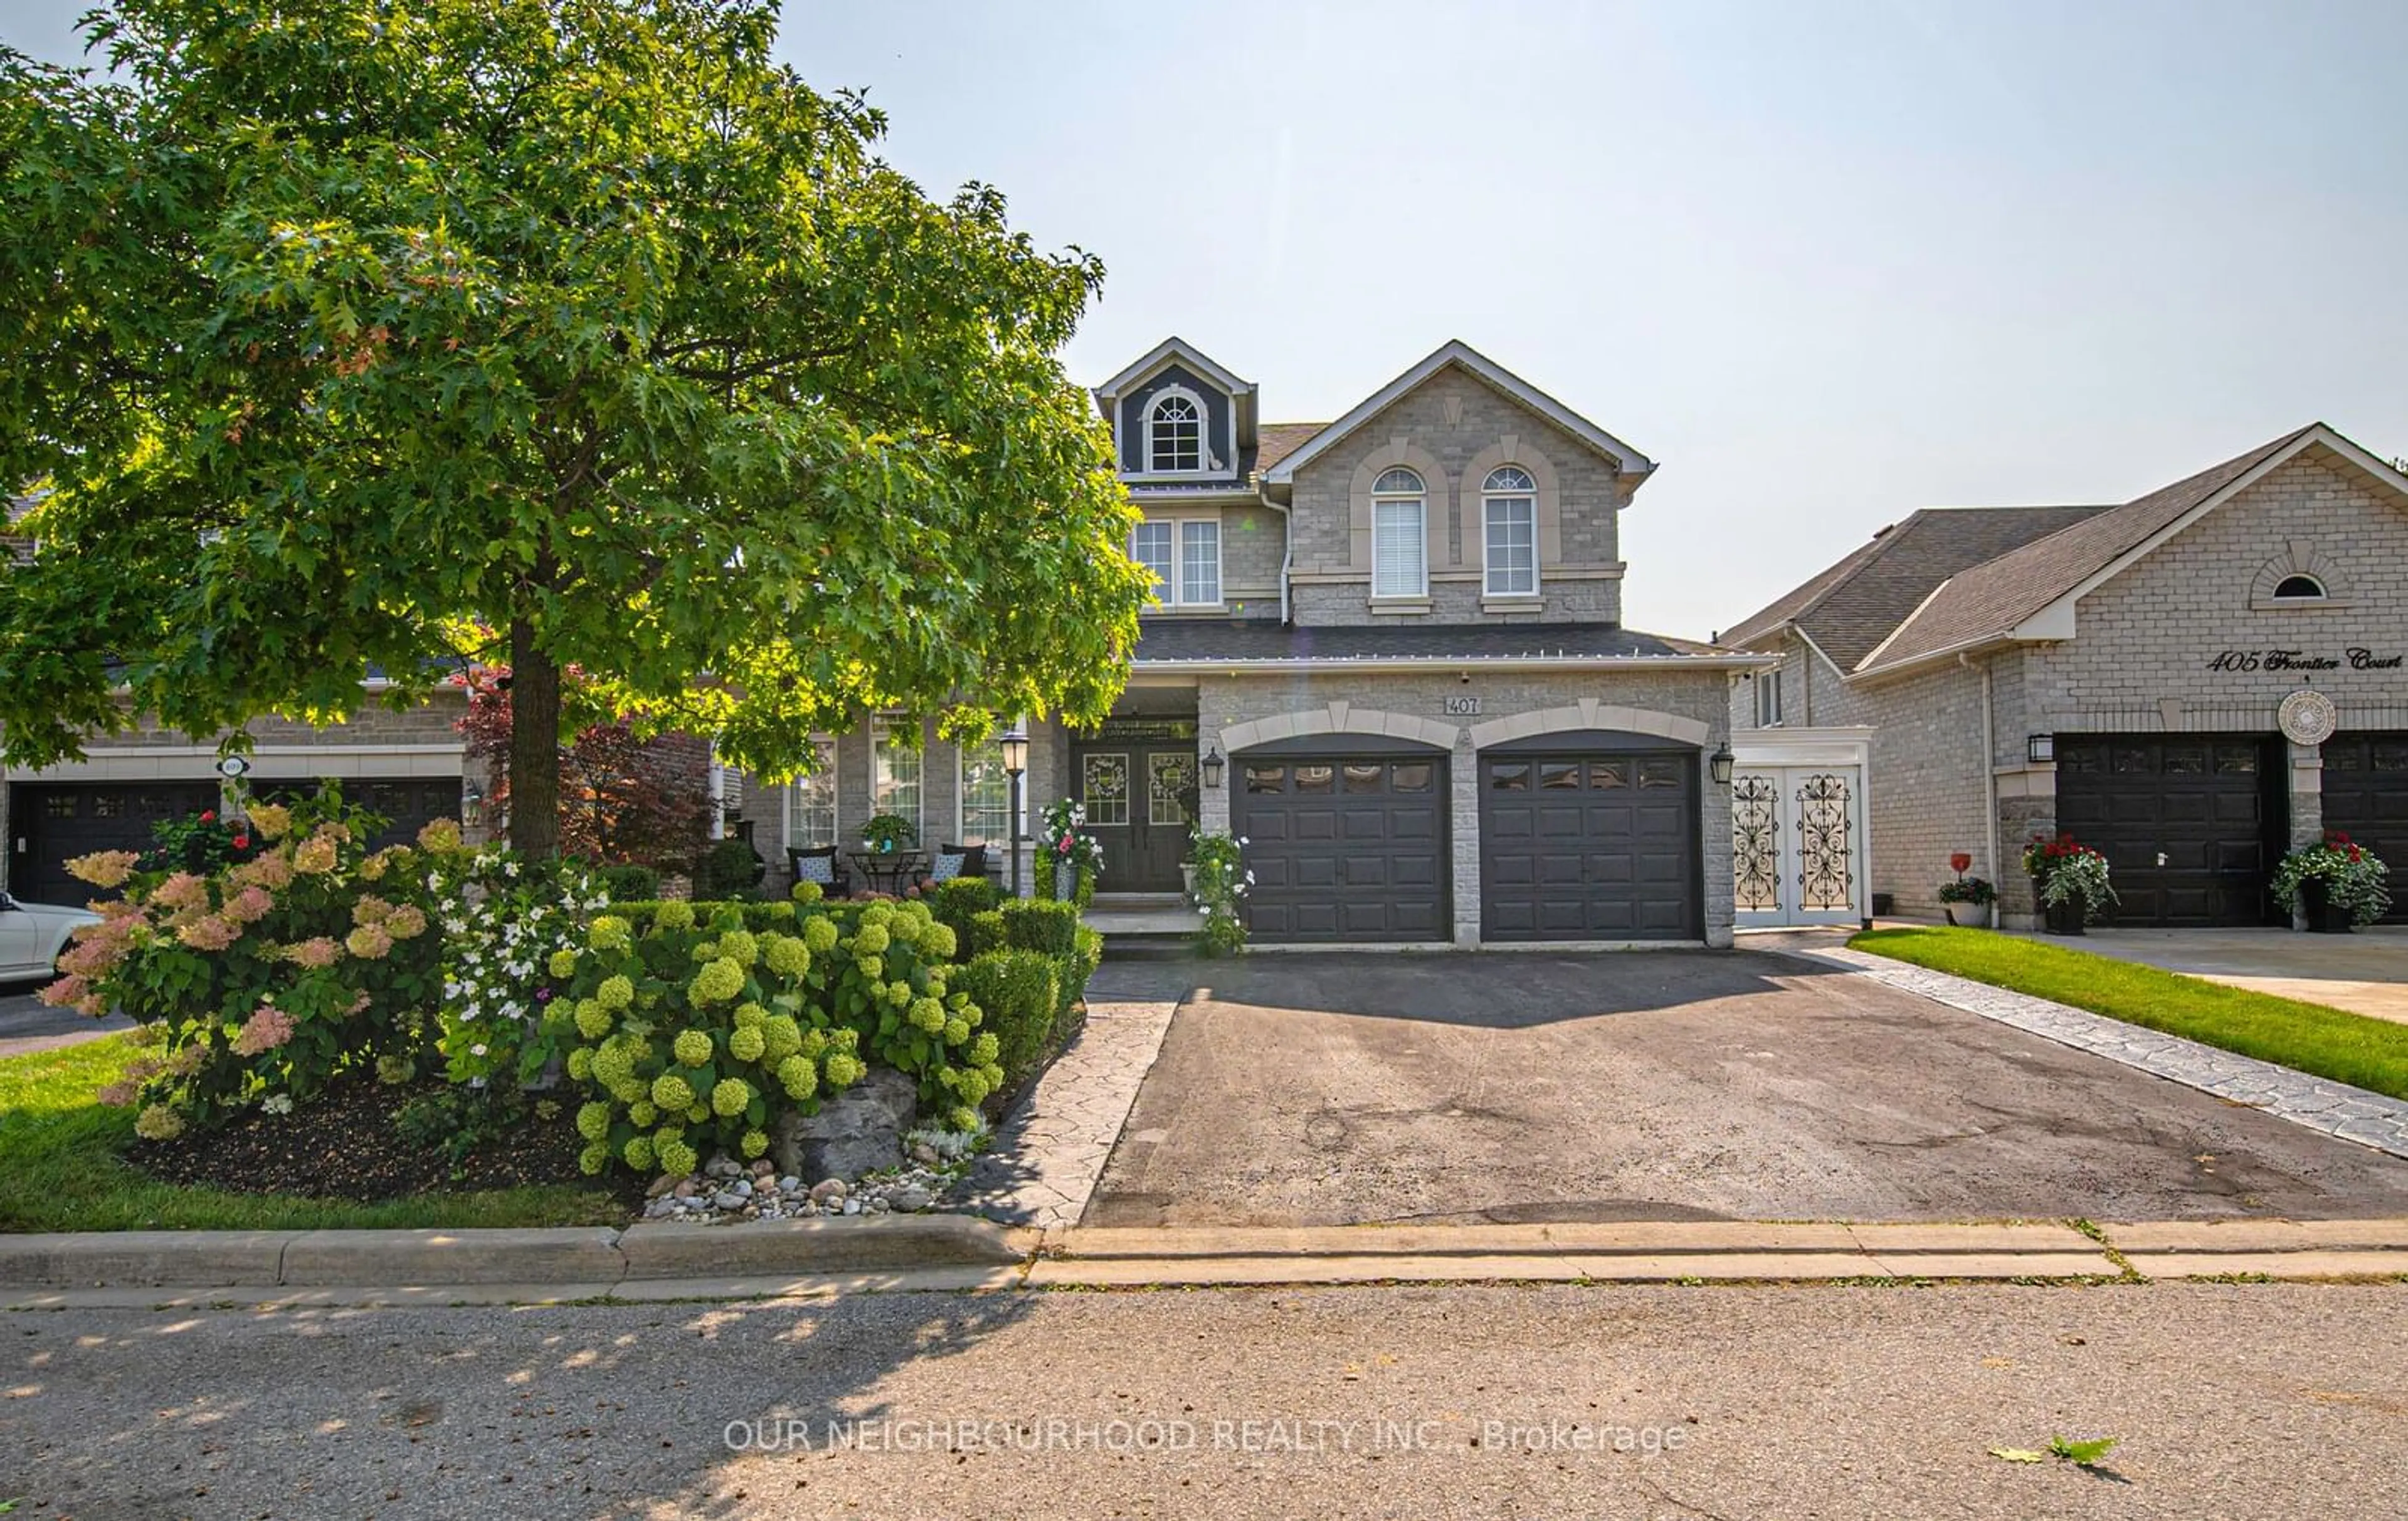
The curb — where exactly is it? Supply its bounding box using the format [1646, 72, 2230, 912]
[6, 1217, 2403, 1303]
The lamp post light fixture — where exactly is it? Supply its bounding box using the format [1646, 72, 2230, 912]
[1709, 746, 1735, 786]
[461, 782, 486, 832]
[1199, 744, 1225, 791]
[2027, 733, 2056, 765]
[1001, 720, 1029, 899]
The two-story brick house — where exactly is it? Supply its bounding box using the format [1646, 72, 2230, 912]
[735, 338, 1764, 947]
[1724, 423, 2408, 929]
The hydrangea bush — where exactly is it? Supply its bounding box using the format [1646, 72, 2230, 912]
[802, 893, 1001, 1132]
[40, 789, 459, 1132]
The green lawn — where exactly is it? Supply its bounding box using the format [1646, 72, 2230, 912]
[1849, 926, 2408, 1101]
[0, 1034, 628, 1233]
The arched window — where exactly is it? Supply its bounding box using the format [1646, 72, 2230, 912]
[1482, 465, 1538, 597]
[1148, 392, 1202, 472]
[2273, 574, 2326, 601]
[1371, 467, 1427, 598]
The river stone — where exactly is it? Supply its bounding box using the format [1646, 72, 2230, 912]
[772, 1066, 918, 1181]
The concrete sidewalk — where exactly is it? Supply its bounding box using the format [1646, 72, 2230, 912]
[8, 1215, 2405, 1306]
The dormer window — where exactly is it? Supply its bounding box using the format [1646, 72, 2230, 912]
[1148, 391, 1203, 472]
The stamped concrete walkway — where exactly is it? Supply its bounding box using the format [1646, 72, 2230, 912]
[1787, 936, 2408, 1161]
[953, 964, 1185, 1228]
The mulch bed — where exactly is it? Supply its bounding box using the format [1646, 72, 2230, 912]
[130, 1073, 648, 1207]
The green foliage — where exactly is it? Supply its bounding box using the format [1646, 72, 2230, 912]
[591, 863, 663, 902]
[998, 899, 1081, 957]
[392, 1085, 531, 1169]
[953, 950, 1059, 1093]
[1851, 926, 2408, 1099]
[1935, 876, 1995, 907]
[694, 838, 766, 900]
[1188, 829, 1248, 956]
[41, 786, 455, 1129]
[2272, 832, 2392, 925]
[0, 0, 1150, 857]
[966, 910, 1009, 959]
[144, 806, 265, 877]
[1067, 926, 1104, 1019]
[862, 813, 919, 851]
[925, 876, 1003, 941]
[433, 852, 605, 1092]
[801, 898, 996, 1129]
[2049, 1435, 2120, 1468]
[614, 899, 798, 932]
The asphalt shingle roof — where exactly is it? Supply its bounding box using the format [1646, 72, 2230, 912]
[1858, 425, 2320, 674]
[1252, 422, 1326, 477]
[1133, 619, 1715, 663]
[1723, 505, 2112, 670]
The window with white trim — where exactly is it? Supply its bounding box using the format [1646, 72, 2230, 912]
[957, 735, 1022, 849]
[1482, 465, 1538, 596]
[1131, 520, 1173, 603]
[784, 737, 838, 848]
[2272, 574, 2327, 601]
[1148, 392, 1202, 472]
[1131, 517, 1220, 607]
[870, 715, 922, 840]
[1371, 467, 1427, 598]
[1755, 670, 1784, 727]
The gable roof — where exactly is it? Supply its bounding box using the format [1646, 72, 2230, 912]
[1262, 340, 1652, 485]
[1253, 421, 1326, 477]
[1856, 424, 2379, 676]
[1093, 336, 1253, 402]
[1722, 505, 2112, 671]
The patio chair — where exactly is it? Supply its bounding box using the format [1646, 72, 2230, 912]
[787, 845, 853, 898]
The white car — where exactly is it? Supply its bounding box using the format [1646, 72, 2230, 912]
[0, 892, 101, 982]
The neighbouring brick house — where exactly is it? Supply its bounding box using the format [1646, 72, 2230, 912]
[1723, 423, 2408, 929]
[734, 337, 1766, 946]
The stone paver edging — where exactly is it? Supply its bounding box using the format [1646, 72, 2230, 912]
[1787, 942, 2408, 1161]
[953, 996, 1179, 1228]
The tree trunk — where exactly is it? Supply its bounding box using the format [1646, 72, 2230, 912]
[509, 618, 563, 860]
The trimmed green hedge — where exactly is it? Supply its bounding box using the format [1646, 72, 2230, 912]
[999, 898, 1080, 956]
[953, 950, 1061, 1090]
[590, 862, 662, 902]
[926, 877, 1003, 941]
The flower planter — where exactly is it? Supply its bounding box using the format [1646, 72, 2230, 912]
[2043, 898, 2086, 937]
[2300, 877, 2356, 934]
[1054, 862, 1075, 900]
[1180, 862, 1197, 900]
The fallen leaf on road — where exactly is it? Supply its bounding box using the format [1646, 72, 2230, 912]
[1988, 1448, 2045, 1464]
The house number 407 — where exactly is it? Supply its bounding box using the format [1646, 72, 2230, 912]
[1443, 695, 1482, 716]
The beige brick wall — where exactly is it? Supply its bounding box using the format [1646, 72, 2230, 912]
[1285, 367, 1634, 626]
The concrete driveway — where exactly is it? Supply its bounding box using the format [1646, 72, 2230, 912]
[2013, 926, 2408, 1024]
[1086, 951, 2408, 1228]
[0, 988, 132, 1059]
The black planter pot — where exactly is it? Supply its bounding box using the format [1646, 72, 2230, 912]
[2300, 876, 2357, 934]
[2043, 897, 2086, 937]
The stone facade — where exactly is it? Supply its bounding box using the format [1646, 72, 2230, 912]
[1284, 368, 1632, 626]
[1196, 668, 1735, 947]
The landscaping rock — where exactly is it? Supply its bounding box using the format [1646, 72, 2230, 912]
[894, 1186, 933, 1213]
[773, 1066, 918, 1181]
[646, 1174, 682, 1199]
[712, 1188, 747, 1211]
[809, 1178, 847, 1205]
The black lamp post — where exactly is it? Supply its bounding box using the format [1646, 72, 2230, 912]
[1709, 746, 1735, 786]
[1001, 720, 1029, 899]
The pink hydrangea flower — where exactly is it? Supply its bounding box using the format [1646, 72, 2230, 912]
[383, 904, 428, 940]
[65, 850, 141, 889]
[36, 974, 92, 1011]
[231, 1004, 297, 1056]
[352, 895, 394, 927]
[95, 1080, 139, 1107]
[345, 924, 395, 961]
[293, 833, 339, 876]
[150, 872, 208, 913]
[175, 915, 242, 952]
[248, 852, 295, 890]
[283, 936, 342, 969]
[224, 885, 275, 924]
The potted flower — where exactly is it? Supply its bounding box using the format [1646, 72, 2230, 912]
[1186, 829, 1250, 956]
[2022, 831, 2116, 935]
[1036, 798, 1103, 902]
[2271, 831, 2392, 933]
[1936, 853, 1995, 927]
[862, 813, 917, 854]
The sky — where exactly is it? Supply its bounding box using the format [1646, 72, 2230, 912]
[7, 0, 2405, 638]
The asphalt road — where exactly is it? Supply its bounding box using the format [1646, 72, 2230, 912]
[0, 988, 129, 1059]
[1089, 951, 2408, 1226]
[6, 1282, 2404, 1518]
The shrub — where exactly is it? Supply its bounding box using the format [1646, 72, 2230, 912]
[953, 950, 1059, 1093]
[966, 909, 1008, 959]
[143, 806, 267, 877]
[613, 899, 798, 932]
[998, 898, 1080, 957]
[592, 862, 663, 902]
[1188, 829, 1248, 956]
[795, 897, 1000, 1130]
[434, 853, 606, 1092]
[694, 838, 766, 900]
[925, 876, 1002, 940]
[1065, 925, 1103, 1018]
[40, 787, 458, 1127]
[554, 901, 867, 1177]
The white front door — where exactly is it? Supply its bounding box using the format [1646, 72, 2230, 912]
[1733, 766, 1865, 928]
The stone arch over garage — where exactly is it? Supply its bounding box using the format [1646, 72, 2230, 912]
[1221, 702, 1460, 755]
[1467, 699, 1709, 752]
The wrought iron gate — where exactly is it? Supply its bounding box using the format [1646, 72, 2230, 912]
[1732, 766, 1863, 927]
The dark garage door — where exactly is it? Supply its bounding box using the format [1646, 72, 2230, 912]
[2316, 732, 2408, 925]
[1481, 742, 1699, 941]
[8, 776, 461, 905]
[9, 782, 220, 905]
[2053, 735, 2283, 927]
[1234, 747, 1448, 942]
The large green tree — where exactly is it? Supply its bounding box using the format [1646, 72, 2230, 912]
[0, 0, 1147, 855]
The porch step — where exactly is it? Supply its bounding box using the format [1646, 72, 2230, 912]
[1098, 929, 1198, 964]
[1092, 892, 1188, 910]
